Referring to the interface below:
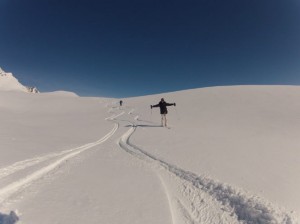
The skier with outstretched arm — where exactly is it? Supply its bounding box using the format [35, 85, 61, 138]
[151, 98, 176, 127]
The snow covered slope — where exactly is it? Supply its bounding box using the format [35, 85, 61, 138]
[0, 68, 39, 93]
[0, 86, 299, 224]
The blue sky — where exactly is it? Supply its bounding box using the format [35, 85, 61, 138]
[0, 0, 300, 97]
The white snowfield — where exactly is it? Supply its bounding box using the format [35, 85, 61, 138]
[0, 86, 299, 224]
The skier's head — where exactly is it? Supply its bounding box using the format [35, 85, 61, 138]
[161, 98, 165, 102]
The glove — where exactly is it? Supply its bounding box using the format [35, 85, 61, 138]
[150, 105, 153, 109]
[174, 103, 176, 106]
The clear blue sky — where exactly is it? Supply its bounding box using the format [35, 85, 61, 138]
[1, 0, 299, 97]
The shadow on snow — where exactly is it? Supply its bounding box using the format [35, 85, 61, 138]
[0, 211, 19, 224]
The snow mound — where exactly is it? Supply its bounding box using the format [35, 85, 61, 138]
[0, 211, 19, 224]
[0, 67, 39, 93]
[45, 91, 79, 97]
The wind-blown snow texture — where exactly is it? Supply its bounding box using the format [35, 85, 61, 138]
[0, 86, 299, 223]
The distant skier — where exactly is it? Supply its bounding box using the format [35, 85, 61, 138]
[151, 98, 176, 127]
[119, 100, 123, 107]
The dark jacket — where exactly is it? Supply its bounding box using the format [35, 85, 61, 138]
[152, 101, 174, 114]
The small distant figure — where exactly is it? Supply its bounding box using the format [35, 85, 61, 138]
[151, 98, 176, 127]
[119, 100, 123, 107]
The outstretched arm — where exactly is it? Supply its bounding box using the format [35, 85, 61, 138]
[166, 103, 176, 106]
[151, 104, 160, 108]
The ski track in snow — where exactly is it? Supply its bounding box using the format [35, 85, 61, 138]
[0, 111, 122, 206]
[117, 107, 298, 224]
[0, 103, 298, 224]
[0, 148, 83, 180]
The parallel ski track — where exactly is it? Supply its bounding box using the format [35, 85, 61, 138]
[0, 103, 298, 223]
[0, 111, 123, 205]
[117, 108, 297, 224]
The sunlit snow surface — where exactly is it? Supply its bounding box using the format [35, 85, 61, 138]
[0, 86, 299, 223]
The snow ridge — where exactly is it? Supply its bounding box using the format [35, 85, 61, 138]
[0, 67, 6, 75]
[117, 108, 297, 224]
[0, 67, 39, 93]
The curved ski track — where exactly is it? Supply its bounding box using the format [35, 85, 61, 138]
[0, 111, 123, 206]
[0, 103, 298, 224]
[117, 107, 298, 224]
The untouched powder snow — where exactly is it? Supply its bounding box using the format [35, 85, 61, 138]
[0, 86, 299, 223]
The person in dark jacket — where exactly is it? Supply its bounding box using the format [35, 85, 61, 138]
[151, 98, 176, 127]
